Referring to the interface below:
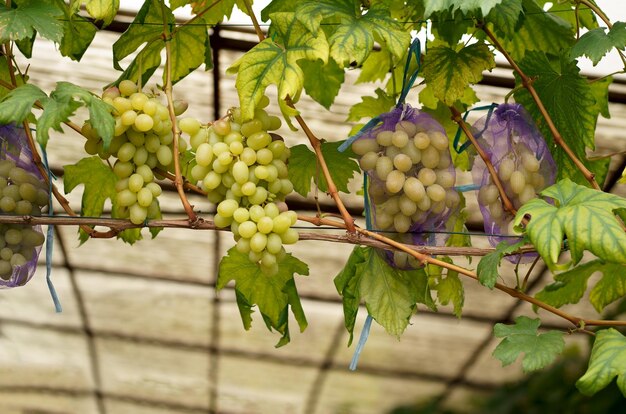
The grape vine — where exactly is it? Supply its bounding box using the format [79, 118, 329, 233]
[0, 0, 626, 399]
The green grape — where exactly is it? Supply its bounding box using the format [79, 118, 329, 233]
[248, 187, 268, 205]
[488, 201, 504, 220]
[279, 179, 293, 195]
[416, 196, 431, 211]
[213, 213, 233, 228]
[117, 189, 137, 207]
[257, 216, 274, 234]
[190, 128, 208, 149]
[144, 134, 161, 153]
[435, 171, 455, 188]
[397, 120, 417, 137]
[233, 207, 250, 223]
[120, 110, 138, 126]
[0, 196, 16, 212]
[272, 214, 291, 234]
[137, 187, 153, 207]
[393, 251, 409, 268]
[375, 156, 394, 180]
[280, 228, 299, 244]
[0, 260, 12, 279]
[429, 131, 449, 151]
[268, 116, 282, 131]
[392, 154, 412, 172]
[238, 221, 257, 238]
[376, 131, 393, 147]
[385, 170, 405, 194]
[421, 146, 440, 169]
[241, 182, 256, 196]
[268, 180, 282, 195]
[195, 143, 214, 167]
[498, 158, 515, 182]
[518, 184, 536, 205]
[217, 152, 233, 166]
[254, 165, 269, 180]
[133, 146, 149, 166]
[394, 214, 411, 233]
[236, 237, 251, 254]
[156, 145, 173, 166]
[249, 205, 265, 222]
[230, 141, 244, 156]
[10, 253, 26, 266]
[134, 114, 154, 132]
[128, 174, 144, 193]
[0, 247, 12, 261]
[113, 97, 132, 114]
[478, 184, 499, 205]
[213, 119, 231, 136]
[247, 132, 272, 151]
[413, 132, 430, 149]
[179, 117, 201, 136]
[240, 147, 257, 166]
[4, 229, 22, 245]
[84, 138, 100, 155]
[118, 80, 138, 97]
[146, 182, 162, 197]
[264, 203, 279, 219]
[398, 195, 418, 216]
[250, 232, 268, 253]
[426, 184, 446, 202]
[191, 164, 210, 181]
[217, 199, 239, 218]
[272, 160, 288, 178]
[445, 190, 460, 209]
[3, 185, 20, 200]
[136, 165, 154, 183]
[240, 119, 263, 137]
[265, 165, 279, 182]
[268, 140, 286, 159]
[0, 160, 15, 177]
[117, 143, 136, 162]
[352, 137, 380, 155]
[224, 131, 243, 145]
[232, 161, 249, 185]
[522, 153, 540, 173]
[417, 168, 436, 186]
[266, 233, 283, 255]
[509, 170, 526, 194]
[391, 130, 409, 148]
[256, 148, 273, 165]
[261, 251, 277, 268]
[531, 172, 545, 190]
[129, 203, 148, 225]
[15, 200, 32, 215]
[249, 250, 263, 263]
[402, 144, 421, 164]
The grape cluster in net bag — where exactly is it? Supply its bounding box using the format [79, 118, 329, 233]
[472, 103, 556, 250]
[0, 125, 48, 287]
[350, 104, 460, 268]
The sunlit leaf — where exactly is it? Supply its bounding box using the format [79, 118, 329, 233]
[0, 0, 63, 44]
[299, 59, 344, 109]
[571, 22, 626, 65]
[577, 329, 626, 397]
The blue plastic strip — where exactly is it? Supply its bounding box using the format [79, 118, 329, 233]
[338, 116, 381, 153]
[396, 38, 422, 107]
[454, 184, 482, 192]
[39, 144, 62, 313]
[453, 103, 498, 154]
[349, 314, 373, 371]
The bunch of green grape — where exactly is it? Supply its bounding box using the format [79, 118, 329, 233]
[84, 80, 185, 225]
[184, 97, 299, 275]
[0, 159, 48, 280]
[478, 142, 547, 234]
[352, 120, 460, 234]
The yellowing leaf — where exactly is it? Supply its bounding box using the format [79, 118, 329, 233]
[422, 43, 495, 106]
[347, 88, 395, 122]
[493, 316, 564, 373]
[227, 12, 329, 125]
[577, 328, 626, 397]
[0, 0, 63, 44]
[85, 0, 119, 27]
[514, 179, 626, 271]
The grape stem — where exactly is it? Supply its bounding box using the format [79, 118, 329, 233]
[480, 24, 601, 190]
[161, 3, 199, 225]
[449, 106, 517, 215]
[241, 0, 357, 234]
[299, 214, 626, 329]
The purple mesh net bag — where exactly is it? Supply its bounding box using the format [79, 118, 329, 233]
[472, 103, 556, 252]
[350, 104, 460, 268]
[0, 125, 48, 287]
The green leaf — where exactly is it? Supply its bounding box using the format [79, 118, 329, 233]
[514, 179, 626, 271]
[486, 0, 523, 36]
[535, 260, 600, 309]
[347, 88, 395, 122]
[430, 9, 473, 46]
[59, 9, 97, 61]
[335, 246, 434, 338]
[0, 83, 47, 126]
[85, 0, 119, 27]
[288, 140, 359, 196]
[422, 43, 495, 106]
[227, 12, 329, 126]
[493, 316, 565, 373]
[435, 269, 464, 318]
[169, 18, 212, 84]
[577, 328, 626, 397]
[0, 58, 27, 100]
[477, 239, 527, 289]
[356, 50, 391, 84]
[63, 157, 118, 243]
[261, 0, 295, 22]
[51, 82, 114, 150]
[334, 246, 367, 345]
[571, 22, 626, 65]
[491, 0, 574, 61]
[296, 1, 410, 65]
[514, 51, 611, 184]
[299, 59, 344, 109]
[589, 262, 626, 313]
[185, 0, 249, 25]
[424, 0, 505, 17]
[217, 247, 309, 347]
[0, 0, 63, 44]
[36, 95, 81, 148]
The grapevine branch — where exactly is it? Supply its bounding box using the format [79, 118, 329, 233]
[450, 106, 516, 215]
[241, 0, 357, 233]
[161, 5, 199, 224]
[481, 24, 601, 190]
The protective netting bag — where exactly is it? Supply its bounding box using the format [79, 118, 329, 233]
[349, 104, 460, 268]
[0, 125, 48, 287]
[472, 103, 556, 250]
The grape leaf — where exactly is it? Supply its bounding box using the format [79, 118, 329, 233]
[63, 156, 118, 244]
[535, 260, 600, 309]
[0, 83, 47, 126]
[334, 246, 435, 339]
[514, 179, 626, 271]
[435, 269, 464, 318]
[59, 8, 97, 61]
[85, 0, 119, 27]
[493, 316, 565, 373]
[485, 0, 523, 36]
[227, 12, 329, 126]
[178, 0, 249, 25]
[422, 43, 495, 106]
[334, 246, 366, 345]
[299, 59, 344, 109]
[50, 82, 114, 150]
[571, 22, 626, 65]
[356, 50, 391, 84]
[577, 328, 626, 397]
[0, 58, 27, 100]
[589, 262, 626, 313]
[490, 0, 573, 61]
[260, 0, 294, 22]
[0, 0, 63, 44]
[540, 0, 597, 31]
[217, 247, 309, 347]
[296, 0, 410, 65]
[347, 88, 395, 122]
[288, 140, 359, 196]
[36, 96, 81, 148]
[112, 0, 211, 86]
[477, 239, 528, 289]
[514, 51, 611, 184]
[424, 0, 504, 17]
[430, 9, 473, 46]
